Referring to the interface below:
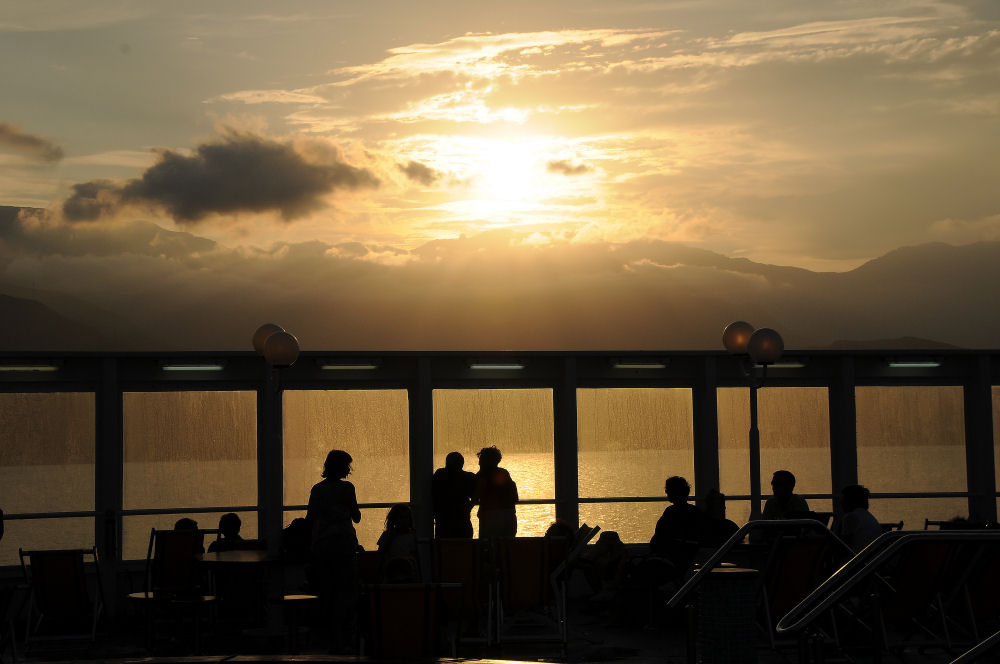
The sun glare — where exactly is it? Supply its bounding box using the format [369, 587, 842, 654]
[428, 135, 593, 226]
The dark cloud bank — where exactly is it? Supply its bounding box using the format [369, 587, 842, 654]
[1, 207, 999, 351]
[62, 133, 378, 223]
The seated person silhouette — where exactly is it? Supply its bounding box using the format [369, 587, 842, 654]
[432, 452, 477, 538]
[762, 470, 809, 519]
[208, 512, 244, 553]
[650, 476, 706, 578]
[173, 516, 206, 553]
[377, 504, 419, 582]
[700, 489, 739, 548]
[835, 484, 882, 551]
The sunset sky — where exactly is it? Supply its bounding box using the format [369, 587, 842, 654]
[1, 1, 999, 350]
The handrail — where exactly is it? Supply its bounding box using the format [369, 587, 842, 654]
[948, 627, 1000, 664]
[775, 530, 1000, 635]
[666, 519, 852, 610]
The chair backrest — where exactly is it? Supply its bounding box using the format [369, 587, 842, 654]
[880, 521, 904, 533]
[366, 583, 437, 658]
[496, 537, 553, 611]
[357, 550, 382, 585]
[431, 538, 484, 613]
[762, 536, 831, 625]
[19, 548, 98, 624]
[147, 528, 207, 597]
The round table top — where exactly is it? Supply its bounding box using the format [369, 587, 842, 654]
[199, 549, 272, 564]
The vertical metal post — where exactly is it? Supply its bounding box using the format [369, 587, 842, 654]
[409, 358, 434, 540]
[829, 355, 858, 515]
[692, 355, 720, 501]
[95, 357, 123, 616]
[258, 364, 284, 557]
[749, 380, 762, 521]
[553, 357, 579, 527]
[964, 354, 996, 523]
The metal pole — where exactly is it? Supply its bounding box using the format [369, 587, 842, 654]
[749, 377, 762, 521]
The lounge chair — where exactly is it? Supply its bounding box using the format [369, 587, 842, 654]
[18, 547, 103, 650]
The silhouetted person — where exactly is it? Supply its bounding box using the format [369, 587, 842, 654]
[650, 476, 706, 576]
[835, 484, 881, 551]
[941, 516, 986, 530]
[377, 504, 419, 582]
[472, 446, 518, 538]
[432, 452, 477, 538]
[700, 489, 739, 548]
[282, 517, 312, 563]
[173, 516, 205, 553]
[762, 470, 809, 519]
[307, 449, 362, 654]
[174, 517, 199, 530]
[208, 512, 244, 553]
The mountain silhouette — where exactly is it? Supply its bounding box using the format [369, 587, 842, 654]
[1, 205, 998, 351]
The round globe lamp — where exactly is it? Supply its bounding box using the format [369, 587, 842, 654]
[747, 327, 784, 365]
[722, 321, 755, 355]
[263, 331, 300, 368]
[253, 323, 284, 354]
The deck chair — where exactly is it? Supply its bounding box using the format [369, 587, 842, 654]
[777, 532, 1000, 661]
[127, 528, 216, 653]
[18, 547, 103, 650]
[363, 583, 438, 658]
[431, 538, 491, 645]
[948, 539, 1000, 642]
[494, 536, 567, 649]
[758, 535, 833, 649]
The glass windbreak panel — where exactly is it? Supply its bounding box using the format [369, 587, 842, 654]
[856, 386, 966, 498]
[284, 507, 390, 552]
[869, 498, 969, 532]
[0, 392, 95, 564]
[718, 387, 832, 523]
[283, 390, 410, 509]
[123, 391, 257, 509]
[577, 388, 693, 539]
[0, 518, 94, 566]
[579, 501, 668, 544]
[433, 389, 553, 538]
[123, 391, 257, 552]
[578, 388, 695, 498]
[122, 512, 259, 561]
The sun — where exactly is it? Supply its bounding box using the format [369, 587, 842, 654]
[431, 136, 559, 225]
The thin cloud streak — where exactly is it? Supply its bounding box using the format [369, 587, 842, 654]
[0, 123, 64, 163]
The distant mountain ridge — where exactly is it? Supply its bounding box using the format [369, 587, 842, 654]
[1, 205, 998, 351]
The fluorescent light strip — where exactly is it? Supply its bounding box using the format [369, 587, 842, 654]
[613, 362, 666, 370]
[0, 365, 59, 372]
[321, 363, 379, 371]
[888, 361, 941, 368]
[469, 363, 526, 371]
[161, 364, 225, 372]
[757, 361, 806, 369]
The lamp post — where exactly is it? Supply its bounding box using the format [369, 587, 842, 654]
[253, 323, 300, 555]
[723, 321, 784, 521]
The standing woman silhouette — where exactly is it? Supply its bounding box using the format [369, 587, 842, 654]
[473, 446, 518, 538]
[307, 449, 362, 653]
